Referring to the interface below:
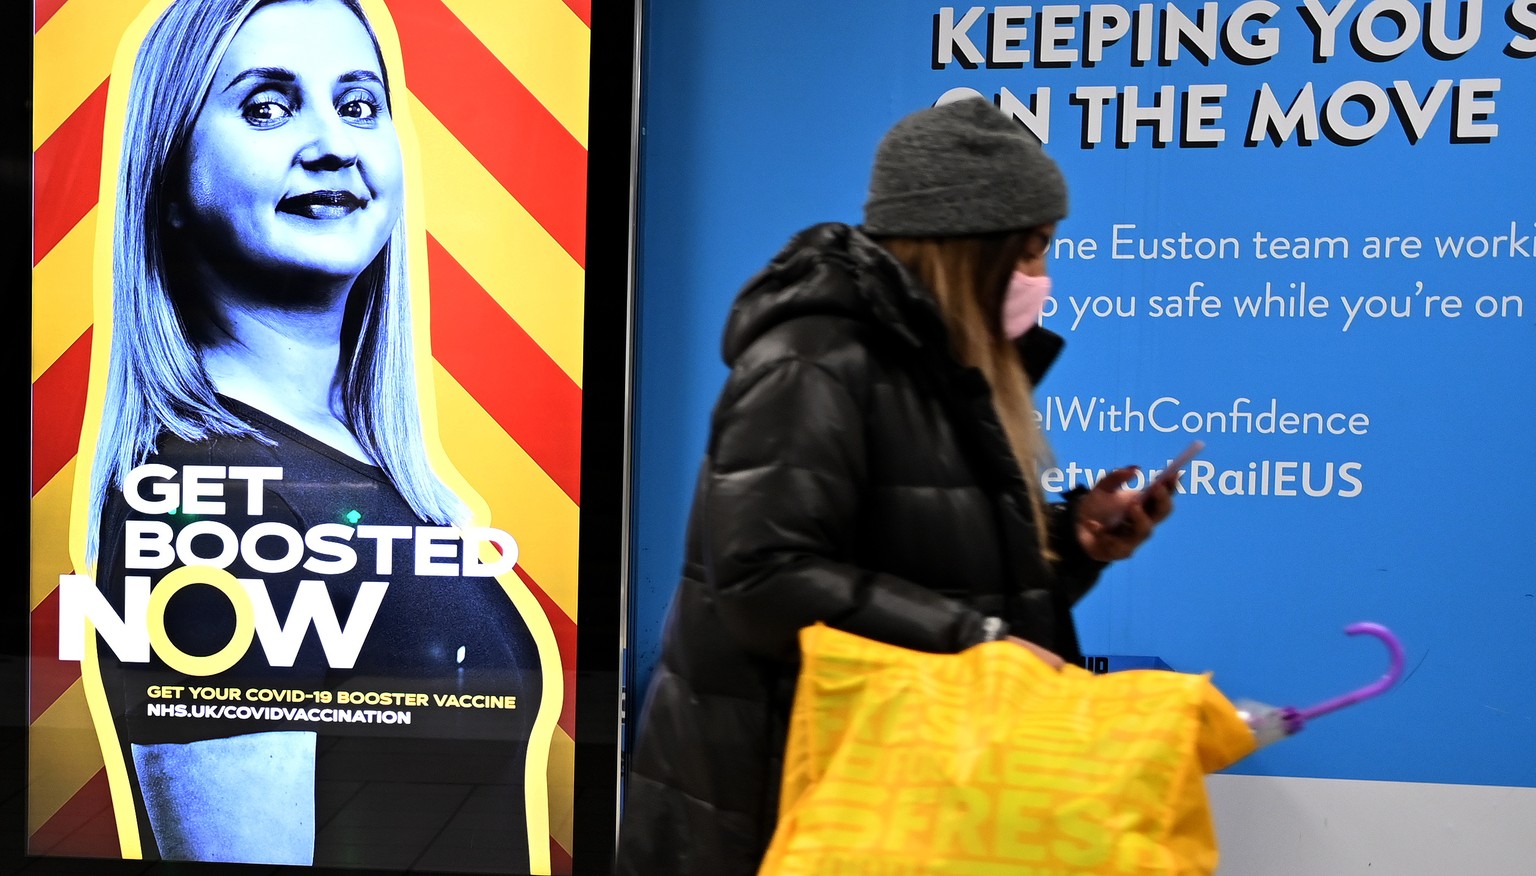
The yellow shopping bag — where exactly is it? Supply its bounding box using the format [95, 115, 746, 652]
[759, 625, 1258, 876]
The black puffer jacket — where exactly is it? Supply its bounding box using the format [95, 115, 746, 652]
[615, 224, 1106, 876]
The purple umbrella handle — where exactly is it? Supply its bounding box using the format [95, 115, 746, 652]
[1293, 622, 1406, 724]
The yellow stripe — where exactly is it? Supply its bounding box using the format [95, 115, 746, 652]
[433, 365, 578, 621]
[412, 97, 585, 385]
[441, 0, 591, 148]
[31, 460, 77, 611]
[27, 681, 104, 835]
[547, 726, 575, 856]
[32, 208, 97, 382]
[82, 634, 142, 856]
[32, 0, 152, 149]
[411, 99, 583, 381]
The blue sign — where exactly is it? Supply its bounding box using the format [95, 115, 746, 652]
[631, 0, 1536, 791]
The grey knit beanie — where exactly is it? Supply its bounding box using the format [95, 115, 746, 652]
[862, 99, 1067, 237]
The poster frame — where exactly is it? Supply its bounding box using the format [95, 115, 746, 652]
[14, 0, 640, 873]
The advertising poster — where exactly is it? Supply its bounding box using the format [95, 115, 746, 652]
[30, 0, 594, 872]
[628, 0, 1534, 863]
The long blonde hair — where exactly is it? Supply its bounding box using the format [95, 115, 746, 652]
[878, 230, 1055, 554]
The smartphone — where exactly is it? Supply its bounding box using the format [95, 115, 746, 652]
[1146, 439, 1204, 495]
[1100, 440, 1204, 530]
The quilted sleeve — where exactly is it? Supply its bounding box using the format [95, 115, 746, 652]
[700, 355, 994, 662]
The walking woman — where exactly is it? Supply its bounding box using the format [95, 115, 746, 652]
[616, 98, 1175, 876]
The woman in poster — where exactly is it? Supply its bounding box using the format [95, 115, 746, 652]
[85, 0, 544, 870]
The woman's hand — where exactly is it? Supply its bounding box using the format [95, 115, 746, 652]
[1074, 465, 1175, 563]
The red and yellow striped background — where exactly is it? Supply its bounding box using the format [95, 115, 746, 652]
[30, 0, 591, 871]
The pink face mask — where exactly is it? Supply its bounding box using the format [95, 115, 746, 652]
[1002, 271, 1052, 339]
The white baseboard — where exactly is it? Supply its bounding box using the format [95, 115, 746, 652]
[1209, 774, 1536, 875]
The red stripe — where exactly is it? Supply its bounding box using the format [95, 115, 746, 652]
[34, 79, 108, 266]
[30, 588, 83, 724]
[27, 769, 121, 859]
[32, 328, 93, 495]
[427, 236, 581, 504]
[514, 565, 576, 738]
[549, 836, 574, 875]
[561, 0, 591, 28]
[35, 0, 70, 30]
[388, 0, 587, 267]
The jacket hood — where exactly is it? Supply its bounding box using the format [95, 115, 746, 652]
[722, 223, 941, 365]
[722, 222, 1064, 383]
